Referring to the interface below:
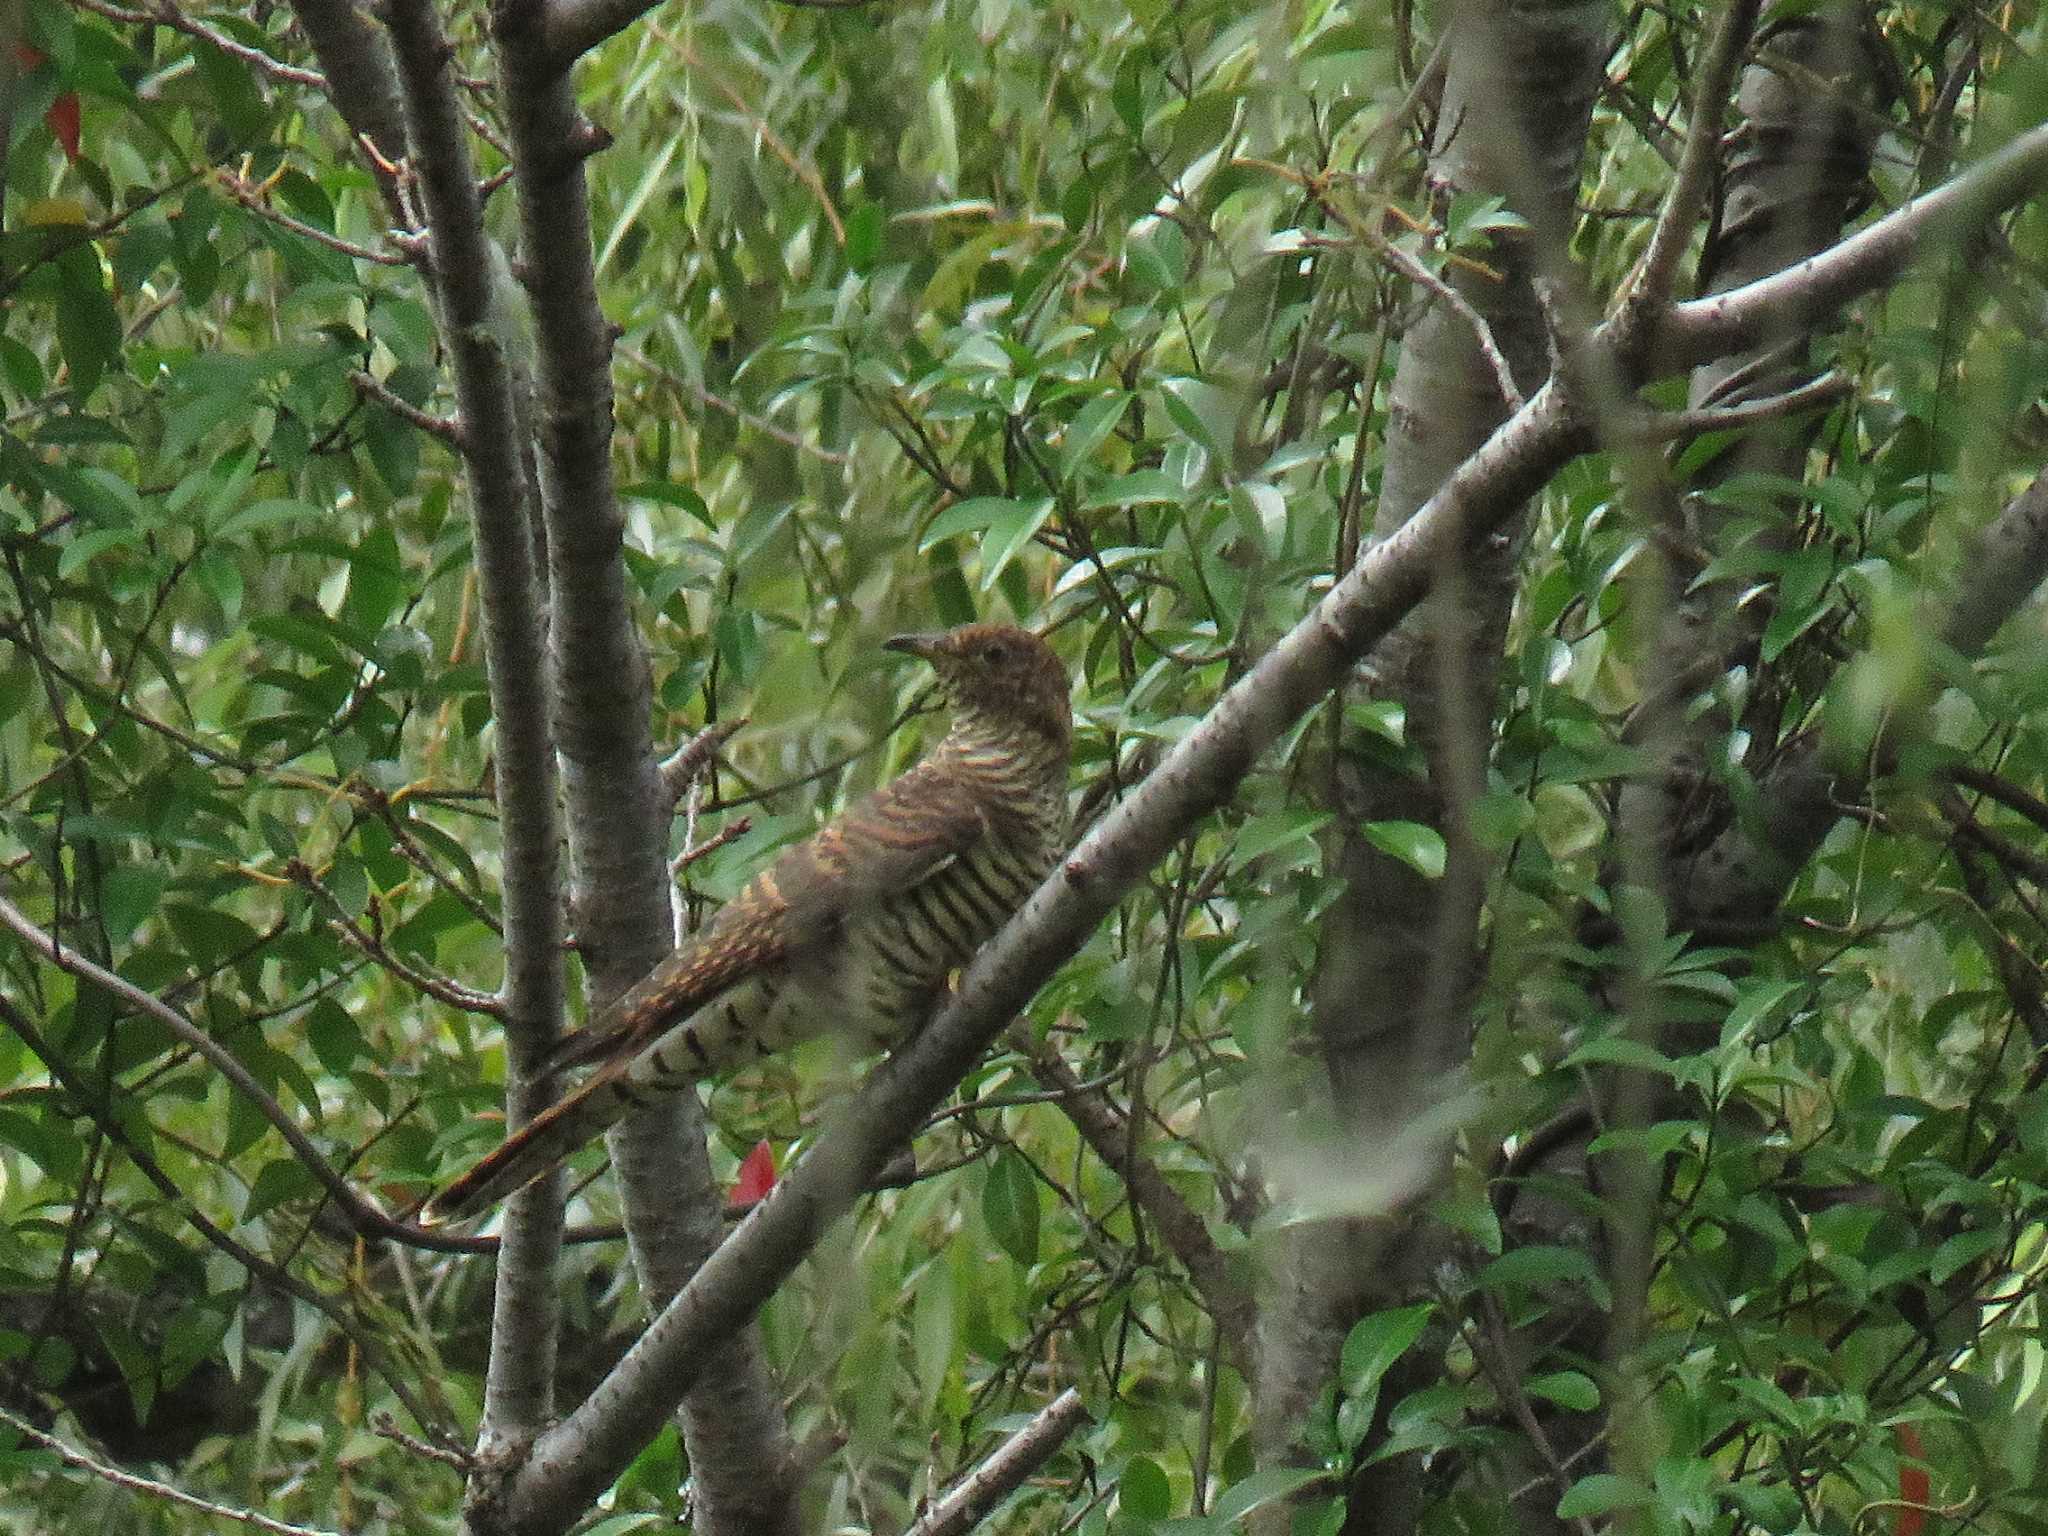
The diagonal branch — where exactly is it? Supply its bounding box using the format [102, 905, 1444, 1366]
[0, 1403, 342, 1536]
[1618, 0, 1761, 331]
[901, 1388, 1090, 1536]
[1655, 122, 2048, 370]
[1011, 1028, 1254, 1350]
[1681, 463, 2048, 931]
[0, 889, 577, 1258]
[0, 992, 454, 1443]
[504, 370, 1585, 1536]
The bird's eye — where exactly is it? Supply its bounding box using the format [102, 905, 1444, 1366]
[982, 641, 1008, 664]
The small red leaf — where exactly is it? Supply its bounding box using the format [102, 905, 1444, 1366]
[1894, 1424, 1928, 1536]
[47, 92, 80, 162]
[12, 45, 79, 161]
[730, 1140, 776, 1208]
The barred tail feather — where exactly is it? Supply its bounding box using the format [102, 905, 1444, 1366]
[424, 1068, 643, 1223]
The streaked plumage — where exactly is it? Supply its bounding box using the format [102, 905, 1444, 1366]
[426, 623, 1071, 1222]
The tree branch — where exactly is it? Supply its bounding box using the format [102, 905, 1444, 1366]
[901, 1388, 1090, 1536]
[382, 0, 567, 1440]
[1681, 463, 2048, 930]
[0, 1404, 343, 1536]
[286, 0, 416, 227]
[487, 0, 802, 1524]
[0, 888, 560, 1257]
[1010, 1028, 1254, 1351]
[1619, 0, 1761, 330]
[1653, 122, 2048, 371]
[0, 993, 455, 1443]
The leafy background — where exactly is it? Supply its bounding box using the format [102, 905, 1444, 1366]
[3, 0, 2048, 1532]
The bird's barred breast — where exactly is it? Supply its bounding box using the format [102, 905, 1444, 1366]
[848, 835, 1057, 1045]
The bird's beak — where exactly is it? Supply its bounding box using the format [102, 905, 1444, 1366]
[883, 632, 943, 658]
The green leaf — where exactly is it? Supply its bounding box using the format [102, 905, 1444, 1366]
[1525, 1370, 1600, 1411]
[978, 497, 1056, 592]
[56, 526, 138, 578]
[1210, 1466, 1325, 1526]
[1158, 377, 1237, 458]
[1119, 1455, 1171, 1519]
[846, 200, 884, 274]
[101, 864, 169, 943]
[1556, 1473, 1651, 1520]
[54, 246, 122, 399]
[0, 1109, 84, 1180]
[1361, 820, 1445, 879]
[1228, 481, 1282, 557]
[1344, 699, 1405, 745]
[1233, 810, 1331, 865]
[1059, 392, 1129, 482]
[620, 480, 717, 531]
[1722, 977, 1805, 1045]
[193, 37, 271, 141]
[912, 1260, 956, 1413]
[1083, 470, 1187, 510]
[1562, 1033, 1678, 1077]
[244, 1156, 319, 1221]
[345, 526, 404, 634]
[1340, 1304, 1431, 1399]
[1127, 219, 1188, 290]
[1929, 1227, 2002, 1286]
[920, 496, 1036, 548]
[1467, 790, 1534, 849]
[217, 497, 324, 539]
[982, 1148, 1039, 1267]
[1479, 1245, 1612, 1310]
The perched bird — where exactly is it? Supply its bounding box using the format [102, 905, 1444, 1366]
[426, 623, 1072, 1221]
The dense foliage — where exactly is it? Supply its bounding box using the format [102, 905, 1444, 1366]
[3, 0, 2048, 1533]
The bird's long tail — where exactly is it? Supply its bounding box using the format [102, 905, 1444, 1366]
[423, 1066, 650, 1223]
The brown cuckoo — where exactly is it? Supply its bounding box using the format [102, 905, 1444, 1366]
[426, 623, 1072, 1221]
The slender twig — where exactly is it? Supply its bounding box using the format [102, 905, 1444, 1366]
[372, 1411, 474, 1471]
[0, 1404, 343, 1536]
[646, 21, 845, 244]
[287, 858, 504, 1014]
[1625, 370, 1854, 441]
[621, 344, 850, 464]
[0, 994, 454, 1440]
[0, 890, 502, 1255]
[1622, 0, 1761, 327]
[1941, 791, 2048, 891]
[350, 370, 464, 445]
[669, 816, 753, 874]
[218, 172, 413, 264]
[1373, 236, 1525, 411]
[901, 1388, 1090, 1536]
[1950, 764, 2048, 838]
[70, 0, 327, 87]
[1008, 1027, 1254, 1350]
[656, 717, 747, 806]
[360, 789, 505, 935]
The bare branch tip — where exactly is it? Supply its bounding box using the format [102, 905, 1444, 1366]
[567, 118, 614, 161]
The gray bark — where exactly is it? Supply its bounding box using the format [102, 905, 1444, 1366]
[1279, 4, 1609, 1529]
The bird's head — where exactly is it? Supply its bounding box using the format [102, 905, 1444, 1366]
[885, 623, 1072, 751]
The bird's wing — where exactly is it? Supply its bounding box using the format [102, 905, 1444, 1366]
[536, 760, 990, 1076]
[780, 756, 996, 912]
